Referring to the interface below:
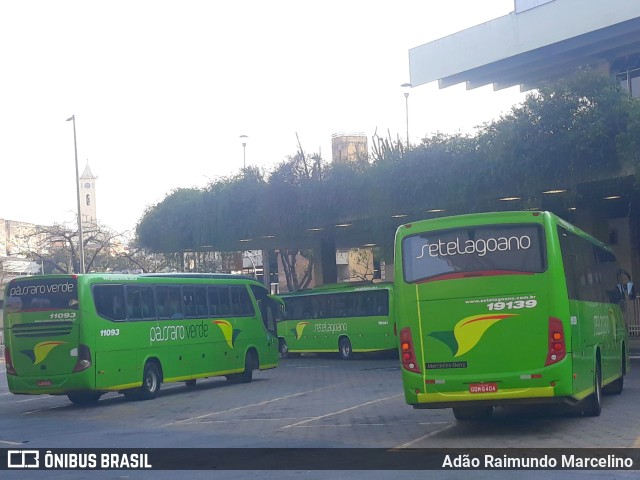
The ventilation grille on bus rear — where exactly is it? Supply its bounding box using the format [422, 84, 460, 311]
[11, 321, 74, 338]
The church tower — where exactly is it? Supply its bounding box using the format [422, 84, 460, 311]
[79, 162, 97, 227]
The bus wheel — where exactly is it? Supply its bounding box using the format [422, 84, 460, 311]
[67, 392, 102, 405]
[227, 350, 257, 384]
[604, 347, 625, 395]
[138, 361, 162, 400]
[338, 337, 352, 360]
[185, 379, 197, 388]
[279, 338, 289, 359]
[452, 406, 493, 421]
[583, 359, 602, 416]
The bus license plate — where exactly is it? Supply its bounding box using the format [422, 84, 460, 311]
[37, 380, 52, 387]
[469, 383, 497, 394]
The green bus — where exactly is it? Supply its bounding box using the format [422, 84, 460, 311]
[394, 211, 630, 420]
[277, 282, 396, 360]
[3, 273, 281, 404]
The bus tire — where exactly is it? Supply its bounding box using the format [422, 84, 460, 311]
[138, 361, 162, 400]
[604, 347, 625, 395]
[279, 338, 289, 359]
[338, 337, 352, 360]
[227, 350, 257, 384]
[67, 392, 102, 405]
[452, 406, 493, 421]
[583, 358, 602, 416]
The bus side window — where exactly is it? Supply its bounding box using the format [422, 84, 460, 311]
[208, 286, 231, 316]
[169, 287, 184, 319]
[141, 286, 156, 319]
[126, 287, 143, 319]
[195, 286, 207, 317]
[183, 286, 197, 318]
[156, 286, 171, 319]
[94, 285, 126, 321]
[231, 286, 255, 316]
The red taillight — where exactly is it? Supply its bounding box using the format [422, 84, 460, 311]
[545, 317, 566, 366]
[399, 327, 421, 373]
[72, 344, 92, 372]
[5, 346, 17, 376]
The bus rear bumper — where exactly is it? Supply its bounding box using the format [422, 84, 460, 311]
[7, 372, 94, 395]
[410, 386, 582, 409]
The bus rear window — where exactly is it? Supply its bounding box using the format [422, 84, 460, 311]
[5, 278, 79, 312]
[402, 224, 546, 283]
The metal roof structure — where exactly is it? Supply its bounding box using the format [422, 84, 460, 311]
[409, 0, 640, 91]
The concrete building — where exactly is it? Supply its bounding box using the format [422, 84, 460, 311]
[331, 133, 368, 163]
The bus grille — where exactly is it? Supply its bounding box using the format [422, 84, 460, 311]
[11, 321, 74, 338]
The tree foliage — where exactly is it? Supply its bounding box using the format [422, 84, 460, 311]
[136, 71, 640, 262]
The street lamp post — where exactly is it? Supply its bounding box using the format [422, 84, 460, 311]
[66, 115, 86, 273]
[401, 83, 412, 148]
[239, 134, 248, 170]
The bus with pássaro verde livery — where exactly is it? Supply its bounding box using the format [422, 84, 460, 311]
[3, 273, 281, 404]
[277, 282, 396, 359]
[394, 211, 630, 420]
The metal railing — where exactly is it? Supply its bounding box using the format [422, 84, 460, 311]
[624, 297, 640, 336]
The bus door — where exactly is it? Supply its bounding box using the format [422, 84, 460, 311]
[249, 285, 279, 367]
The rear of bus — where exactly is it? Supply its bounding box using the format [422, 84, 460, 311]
[3, 275, 95, 396]
[395, 211, 573, 417]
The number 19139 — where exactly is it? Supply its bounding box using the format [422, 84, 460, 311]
[487, 299, 537, 310]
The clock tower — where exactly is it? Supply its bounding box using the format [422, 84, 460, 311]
[79, 162, 97, 227]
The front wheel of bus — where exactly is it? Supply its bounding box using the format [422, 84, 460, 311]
[67, 392, 102, 405]
[583, 359, 602, 417]
[452, 406, 493, 421]
[338, 337, 352, 360]
[227, 350, 257, 384]
[279, 338, 289, 359]
[138, 362, 162, 400]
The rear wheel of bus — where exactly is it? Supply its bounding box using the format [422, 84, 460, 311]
[582, 356, 602, 416]
[452, 405, 493, 421]
[67, 391, 102, 405]
[279, 338, 289, 359]
[125, 361, 162, 401]
[603, 345, 625, 395]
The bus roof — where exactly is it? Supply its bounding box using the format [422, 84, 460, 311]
[396, 210, 614, 254]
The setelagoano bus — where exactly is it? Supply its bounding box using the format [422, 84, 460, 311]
[394, 211, 630, 420]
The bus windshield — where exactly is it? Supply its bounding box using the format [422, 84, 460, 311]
[5, 277, 79, 313]
[402, 224, 546, 283]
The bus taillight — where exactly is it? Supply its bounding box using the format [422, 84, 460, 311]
[400, 327, 421, 373]
[5, 347, 17, 376]
[545, 317, 566, 366]
[72, 344, 92, 372]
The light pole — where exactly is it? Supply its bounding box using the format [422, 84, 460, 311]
[66, 115, 86, 273]
[401, 83, 412, 148]
[239, 134, 248, 170]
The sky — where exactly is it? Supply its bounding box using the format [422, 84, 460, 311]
[1, 0, 527, 235]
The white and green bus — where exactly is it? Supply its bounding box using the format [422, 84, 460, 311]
[277, 282, 396, 359]
[3, 273, 281, 404]
[395, 211, 630, 420]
